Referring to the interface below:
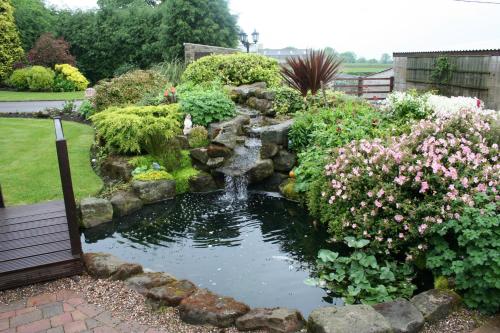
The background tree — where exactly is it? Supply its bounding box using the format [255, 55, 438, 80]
[356, 56, 367, 63]
[0, 0, 24, 81]
[161, 0, 238, 60]
[339, 51, 356, 63]
[324, 47, 338, 57]
[367, 58, 378, 64]
[11, 0, 55, 51]
[27, 33, 76, 68]
[380, 53, 392, 64]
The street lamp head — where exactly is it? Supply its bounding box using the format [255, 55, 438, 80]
[251, 29, 259, 44]
[239, 31, 248, 44]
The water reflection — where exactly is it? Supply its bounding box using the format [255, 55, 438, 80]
[82, 192, 338, 315]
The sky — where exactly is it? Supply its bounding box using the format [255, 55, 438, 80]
[44, 0, 500, 59]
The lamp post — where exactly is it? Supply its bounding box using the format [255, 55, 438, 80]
[239, 29, 259, 53]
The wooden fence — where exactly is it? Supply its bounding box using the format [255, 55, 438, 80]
[331, 77, 394, 100]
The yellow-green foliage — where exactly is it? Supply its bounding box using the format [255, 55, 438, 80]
[279, 178, 300, 201]
[133, 170, 173, 181]
[171, 150, 199, 193]
[91, 104, 182, 154]
[434, 276, 450, 290]
[182, 53, 281, 87]
[0, 0, 24, 81]
[54, 64, 89, 91]
[188, 125, 209, 148]
[7, 66, 55, 91]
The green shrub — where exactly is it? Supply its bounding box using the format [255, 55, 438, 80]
[270, 86, 305, 115]
[7, 66, 54, 91]
[188, 125, 209, 148]
[0, 0, 24, 81]
[133, 170, 173, 181]
[78, 100, 96, 119]
[53, 64, 89, 91]
[382, 90, 432, 120]
[143, 134, 182, 172]
[426, 193, 499, 313]
[182, 53, 281, 87]
[90, 104, 182, 154]
[171, 150, 199, 194]
[178, 83, 235, 126]
[92, 70, 169, 111]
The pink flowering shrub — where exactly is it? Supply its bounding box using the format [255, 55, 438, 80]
[309, 111, 499, 259]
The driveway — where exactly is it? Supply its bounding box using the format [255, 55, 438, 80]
[0, 100, 83, 113]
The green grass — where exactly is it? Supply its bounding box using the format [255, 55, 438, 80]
[0, 90, 85, 101]
[0, 118, 103, 205]
[341, 63, 392, 75]
[171, 150, 199, 194]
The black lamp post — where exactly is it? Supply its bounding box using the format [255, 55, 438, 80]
[239, 29, 259, 53]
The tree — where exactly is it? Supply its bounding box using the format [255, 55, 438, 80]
[27, 33, 76, 68]
[11, 0, 56, 51]
[367, 58, 378, 64]
[161, 0, 238, 60]
[357, 57, 367, 63]
[380, 53, 392, 64]
[0, 0, 24, 81]
[339, 51, 356, 63]
[324, 47, 338, 57]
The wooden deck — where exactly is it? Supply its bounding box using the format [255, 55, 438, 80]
[0, 201, 83, 290]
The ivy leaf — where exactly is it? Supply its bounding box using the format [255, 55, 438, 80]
[318, 249, 339, 263]
[380, 267, 395, 281]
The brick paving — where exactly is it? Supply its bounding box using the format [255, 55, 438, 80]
[0, 290, 166, 333]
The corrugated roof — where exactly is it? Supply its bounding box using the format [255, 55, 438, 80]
[393, 49, 500, 57]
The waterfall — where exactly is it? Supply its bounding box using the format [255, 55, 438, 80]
[222, 174, 249, 201]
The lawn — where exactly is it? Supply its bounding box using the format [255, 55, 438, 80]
[0, 90, 85, 101]
[0, 118, 103, 205]
[341, 63, 392, 75]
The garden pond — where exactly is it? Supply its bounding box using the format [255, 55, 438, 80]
[81, 190, 344, 315]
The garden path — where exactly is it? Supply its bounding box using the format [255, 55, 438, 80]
[0, 101, 82, 113]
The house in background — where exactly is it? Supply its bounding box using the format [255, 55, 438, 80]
[258, 47, 307, 63]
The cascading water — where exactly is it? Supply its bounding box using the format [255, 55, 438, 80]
[219, 137, 262, 201]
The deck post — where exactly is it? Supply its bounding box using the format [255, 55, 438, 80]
[0, 184, 4, 208]
[53, 117, 82, 256]
[357, 77, 363, 97]
[389, 76, 395, 92]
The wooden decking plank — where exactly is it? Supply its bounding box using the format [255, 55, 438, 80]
[0, 231, 70, 252]
[0, 201, 65, 220]
[0, 216, 67, 234]
[0, 250, 75, 274]
[0, 210, 66, 226]
[1, 240, 72, 262]
[0, 224, 68, 242]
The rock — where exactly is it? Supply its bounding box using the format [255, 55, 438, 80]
[273, 150, 297, 172]
[178, 288, 250, 327]
[229, 82, 267, 102]
[188, 172, 218, 192]
[80, 197, 113, 228]
[206, 157, 225, 169]
[207, 144, 233, 158]
[247, 159, 274, 184]
[208, 115, 250, 139]
[176, 135, 190, 149]
[101, 156, 134, 182]
[256, 172, 289, 192]
[212, 127, 238, 149]
[190, 148, 209, 164]
[410, 289, 461, 323]
[254, 88, 276, 101]
[247, 96, 273, 112]
[279, 179, 300, 201]
[260, 143, 279, 159]
[308, 305, 392, 333]
[110, 191, 143, 217]
[236, 307, 305, 333]
[83, 253, 143, 280]
[147, 280, 197, 307]
[260, 119, 294, 147]
[34, 110, 51, 118]
[125, 272, 177, 295]
[131, 180, 176, 204]
[373, 299, 424, 333]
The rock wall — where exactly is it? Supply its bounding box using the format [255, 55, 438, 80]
[184, 43, 240, 64]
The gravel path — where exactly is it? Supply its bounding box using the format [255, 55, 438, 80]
[0, 100, 82, 113]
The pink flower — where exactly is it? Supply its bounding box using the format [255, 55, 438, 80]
[394, 215, 404, 222]
[461, 177, 469, 188]
[377, 189, 385, 197]
[418, 224, 428, 234]
[399, 233, 404, 239]
[367, 191, 373, 198]
[375, 200, 383, 208]
[420, 181, 429, 193]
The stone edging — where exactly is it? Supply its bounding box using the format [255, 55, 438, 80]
[83, 252, 462, 333]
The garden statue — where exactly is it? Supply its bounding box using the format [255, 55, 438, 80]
[183, 114, 193, 135]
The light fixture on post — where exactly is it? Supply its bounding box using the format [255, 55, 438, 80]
[239, 29, 259, 53]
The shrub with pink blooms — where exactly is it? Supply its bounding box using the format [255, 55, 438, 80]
[309, 111, 499, 260]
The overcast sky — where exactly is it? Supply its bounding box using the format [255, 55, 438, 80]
[45, 0, 500, 59]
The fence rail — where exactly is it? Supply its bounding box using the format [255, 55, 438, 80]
[332, 76, 394, 100]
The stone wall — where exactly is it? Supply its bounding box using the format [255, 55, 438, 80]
[184, 43, 240, 63]
[393, 50, 500, 110]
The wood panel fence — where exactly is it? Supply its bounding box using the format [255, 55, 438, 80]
[332, 77, 394, 100]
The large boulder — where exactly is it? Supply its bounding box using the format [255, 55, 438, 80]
[83, 253, 143, 280]
[125, 272, 177, 295]
[80, 197, 113, 228]
[247, 96, 273, 112]
[273, 150, 297, 172]
[208, 115, 251, 139]
[236, 307, 304, 333]
[206, 157, 225, 169]
[254, 88, 276, 101]
[207, 144, 233, 158]
[110, 191, 143, 217]
[373, 299, 424, 333]
[178, 289, 250, 327]
[308, 305, 392, 333]
[101, 156, 133, 182]
[260, 119, 294, 147]
[228, 82, 267, 102]
[147, 280, 197, 307]
[410, 289, 461, 323]
[131, 180, 176, 204]
[212, 127, 238, 149]
[260, 143, 279, 159]
[190, 148, 209, 164]
[188, 172, 218, 193]
[247, 159, 274, 184]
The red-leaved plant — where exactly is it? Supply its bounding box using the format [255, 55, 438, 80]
[281, 49, 342, 97]
[27, 33, 76, 68]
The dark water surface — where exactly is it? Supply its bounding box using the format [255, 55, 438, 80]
[81, 191, 341, 315]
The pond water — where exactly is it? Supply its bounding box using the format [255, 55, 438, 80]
[81, 191, 343, 315]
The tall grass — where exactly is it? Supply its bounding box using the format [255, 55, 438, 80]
[151, 59, 186, 86]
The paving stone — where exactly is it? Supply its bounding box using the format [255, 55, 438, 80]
[64, 320, 87, 333]
[94, 311, 121, 327]
[47, 326, 65, 333]
[26, 294, 57, 307]
[41, 303, 64, 318]
[77, 304, 104, 318]
[15, 307, 36, 316]
[72, 310, 88, 321]
[93, 326, 119, 333]
[0, 328, 15, 333]
[85, 318, 101, 330]
[67, 298, 85, 306]
[64, 303, 76, 312]
[0, 301, 25, 314]
[50, 312, 73, 327]
[0, 311, 15, 320]
[16, 319, 51, 333]
[9, 309, 42, 327]
[0, 318, 8, 331]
